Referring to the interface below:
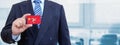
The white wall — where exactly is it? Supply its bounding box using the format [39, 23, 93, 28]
[1, 0, 120, 45]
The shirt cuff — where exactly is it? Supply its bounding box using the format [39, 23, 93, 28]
[12, 34, 21, 41]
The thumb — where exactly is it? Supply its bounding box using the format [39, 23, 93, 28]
[26, 24, 33, 28]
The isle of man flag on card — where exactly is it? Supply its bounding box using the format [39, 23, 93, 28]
[26, 15, 41, 24]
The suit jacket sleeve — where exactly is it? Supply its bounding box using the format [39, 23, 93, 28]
[58, 5, 71, 45]
[1, 5, 18, 44]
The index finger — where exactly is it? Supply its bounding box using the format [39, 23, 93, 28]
[22, 13, 31, 19]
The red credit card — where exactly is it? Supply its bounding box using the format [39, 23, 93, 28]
[26, 15, 41, 24]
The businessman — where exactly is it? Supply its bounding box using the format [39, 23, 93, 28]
[1, 0, 71, 45]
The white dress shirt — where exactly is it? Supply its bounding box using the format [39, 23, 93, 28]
[12, 0, 45, 41]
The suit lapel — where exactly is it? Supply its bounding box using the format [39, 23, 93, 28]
[20, 0, 34, 15]
[34, 0, 54, 45]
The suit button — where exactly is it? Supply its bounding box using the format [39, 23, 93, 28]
[50, 37, 52, 40]
[9, 41, 13, 43]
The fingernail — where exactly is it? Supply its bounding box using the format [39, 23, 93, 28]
[29, 24, 33, 27]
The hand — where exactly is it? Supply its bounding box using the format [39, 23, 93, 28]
[12, 14, 32, 35]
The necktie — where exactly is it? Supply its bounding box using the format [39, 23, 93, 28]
[33, 0, 42, 29]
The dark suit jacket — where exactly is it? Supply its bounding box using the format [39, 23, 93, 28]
[1, 0, 71, 45]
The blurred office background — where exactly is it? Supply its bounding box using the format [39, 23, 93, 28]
[0, 0, 120, 45]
